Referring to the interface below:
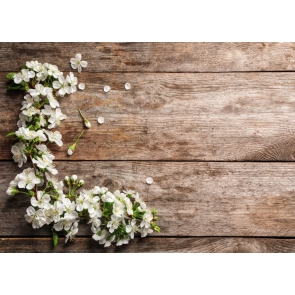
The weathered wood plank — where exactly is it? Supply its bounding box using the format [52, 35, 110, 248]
[1, 237, 295, 252]
[2, 42, 295, 72]
[2, 72, 295, 161]
[2, 161, 295, 237]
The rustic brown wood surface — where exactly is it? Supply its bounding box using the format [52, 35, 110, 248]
[2, 43, 295, 72]
[1, 237, 295, 253]
[1, 42, 295, 252]
[2, 72, 295, 161]
[2, 161, 295, 237]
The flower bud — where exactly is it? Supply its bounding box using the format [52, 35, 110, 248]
[77, 179, 84, 188]
[151, 209, 158, 215]
[67, 143, 76, 156]
[71, 175, 78, 184]
[34, 122, 41, 130]
[6, 73, 16, 80]
[28, 190, 34, 197]
[84, 119, 91, 128]
[6, 187, 18, 196]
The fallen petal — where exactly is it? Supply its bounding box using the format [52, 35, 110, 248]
[78, 83, 85, 90]
[97, 117, 104, 124]
[125, 82, 131, 90]
[146, 177, 153, 184]
[104, 86, 110, 93]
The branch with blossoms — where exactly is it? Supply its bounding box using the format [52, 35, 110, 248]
[5, 59, 160, 248]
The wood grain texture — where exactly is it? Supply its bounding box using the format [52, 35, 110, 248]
[2, 161, 295, 237]
[2, 42, 295, 72]
[1, 237, 295, 253]
[2, 72, 295, 161]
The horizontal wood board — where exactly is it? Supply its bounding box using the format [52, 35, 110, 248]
[2, 72, 295, 161]
[1, 237, 295, 253]
[1, 161, 295, 237]
[1, 42, 295, 72]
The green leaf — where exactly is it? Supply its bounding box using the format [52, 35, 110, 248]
[6, 73, 16, 80]
[52, 230, 58, 247]
[5, 131, 15, 138]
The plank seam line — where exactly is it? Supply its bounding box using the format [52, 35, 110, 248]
[2, 160, 295, 163]
[1, 236, 295, 239]
[2, 71, 295, 74]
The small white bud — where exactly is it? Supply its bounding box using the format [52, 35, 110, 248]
[67, 149, 73, 156]
[85, 120, 91, 128]
[71, 175, 78, 182]
[6, 187, 13, 196]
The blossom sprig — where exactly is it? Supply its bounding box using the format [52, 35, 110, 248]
[67, 131, 84, 156]
[6, 59, 160, 248]
[78, 109, 91, 128]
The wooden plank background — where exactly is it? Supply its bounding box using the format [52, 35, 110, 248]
[1, 42, 295, 252]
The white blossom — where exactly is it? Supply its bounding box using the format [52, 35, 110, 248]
[140, 211, 153, 228]
[26, 60, 39, 69]
[52, 75, 71, 97]
[14, 69, 35, 84]
[17, 168, 41, 190]
[11, 141, 27, 168]
[22, 106, 40, 117]
[139, 227, 153, 238]
[107, 215, 121, 233]
[76, 194, 89, 212]
[17, 113, 28, 128]
[24, 206, 46, 229]
[126, 219, 138, 239]
[116, 239, 129, 246]
[92, 228, 107, 242]
[65, 222, 79, 243]
[47, 108, 67, 129]
[31, 191, 51, 209]
[21, 94, 38, 110]
[15, 127, 46, 141]
[51, 201, 65, 223]
[32, 154, 57, 175]
[70, 53, 88, 73]
[28, 84, 48, 97]
[66, 72, 78, 93]
[44, 129, 63, 146]
[47, 92, 60, 109]
[47, 64, 61, 78]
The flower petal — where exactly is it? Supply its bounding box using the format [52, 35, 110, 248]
[75, 53, 82, 60]
[78, 83, 85, 90]
[81, 61, 88, 68]
[71, 63, 78, 70]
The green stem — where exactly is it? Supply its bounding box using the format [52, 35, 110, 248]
[78, 109, 85, 120]
[75, 131, 84, 145]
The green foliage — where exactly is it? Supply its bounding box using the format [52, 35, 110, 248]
[52, 229, 59, 247]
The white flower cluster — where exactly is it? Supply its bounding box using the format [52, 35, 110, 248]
[20, 174, 159, 246]
[6, 58, 160, 248]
